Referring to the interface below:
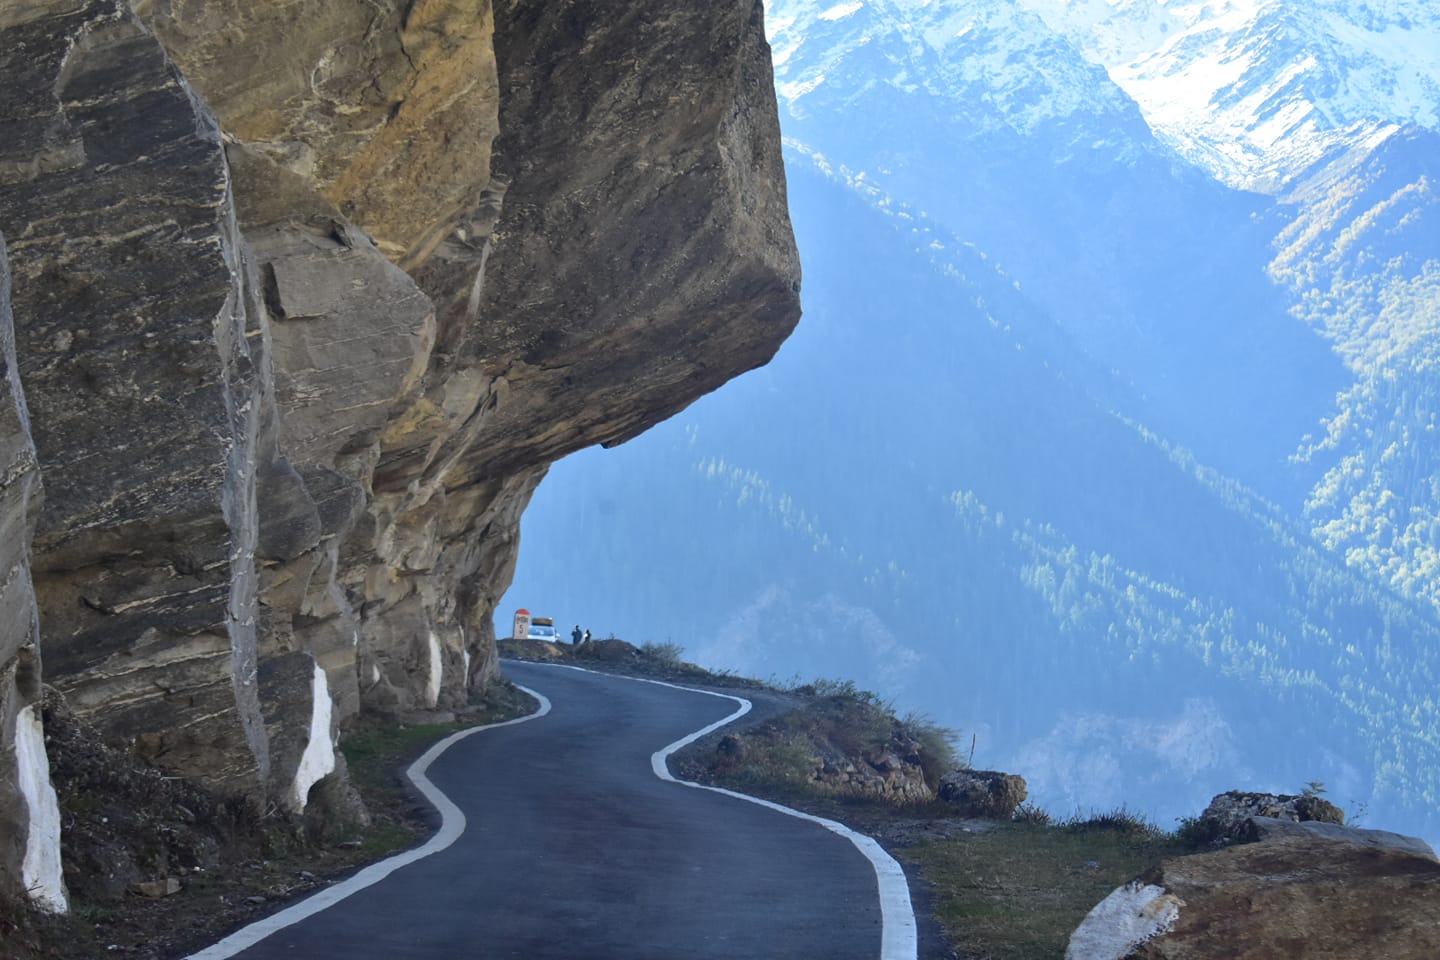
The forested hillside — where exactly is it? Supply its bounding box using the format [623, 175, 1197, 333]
[507, 158, 1440, 835]
[504, 0, 1440, 840]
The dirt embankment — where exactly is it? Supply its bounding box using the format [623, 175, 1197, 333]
[1, 681, 534, 960]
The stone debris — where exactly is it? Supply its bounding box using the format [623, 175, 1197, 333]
[129, 879, 182, 899]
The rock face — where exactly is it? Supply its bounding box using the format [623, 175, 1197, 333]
[0, 0, 798, 911]
[470, 0, 803, 468]
[1246, 815, 1438, 860]
[1, 0, 271, 802]
[939, 769, 1029, 819]
[1070, 834, 1440, 959]
[0, 233, 66, 914]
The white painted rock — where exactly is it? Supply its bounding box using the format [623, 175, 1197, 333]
[1066, 882, 1183, 960]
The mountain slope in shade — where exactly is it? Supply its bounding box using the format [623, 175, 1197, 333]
[503, 157, 1440, 839]
[767, 0, 1348, 508]
[506, 0, 1440, 841]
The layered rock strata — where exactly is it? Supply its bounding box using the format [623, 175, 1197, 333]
[0, 0, 799, 911]
[0, 233, 66, 913]
[0, 1, 276, 807]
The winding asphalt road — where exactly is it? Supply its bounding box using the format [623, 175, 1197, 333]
[187, 660, 916, 959]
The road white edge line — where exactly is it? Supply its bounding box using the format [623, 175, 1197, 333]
[183, 685, 552, 960]
[523, 660, 919, 960]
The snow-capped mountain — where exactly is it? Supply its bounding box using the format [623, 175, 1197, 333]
[766, 0, 1155, 158]
[1017, 0, 1440, 190]
[506, 0, 1440, 843]
[773, 0, 1440, 191]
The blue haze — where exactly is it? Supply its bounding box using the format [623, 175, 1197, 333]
[503, 8, 1440, 841]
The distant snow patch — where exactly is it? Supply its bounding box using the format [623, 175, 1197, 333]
[463, 648, 472, 688]
[15, 704, 67, 914]
[1066, 882, 1183, 959]
[290, 661, 336, 812]
[820, 1, 864, 21]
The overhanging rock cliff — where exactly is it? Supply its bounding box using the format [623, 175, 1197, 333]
[0, 0, 799, 911]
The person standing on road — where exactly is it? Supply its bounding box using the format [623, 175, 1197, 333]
[571, 624, 583, 645]
[582, 629, 592, 645]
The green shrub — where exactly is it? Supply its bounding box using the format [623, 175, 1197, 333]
[900, 712, 960, 787]
[1064, 806, 1162, 838]
[1174, 814, 1223, 849]
[1012, 802, 1052, 826]
[639, 641, 685, 664]
[806, 677, 886, 706]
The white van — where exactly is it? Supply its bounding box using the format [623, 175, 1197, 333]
[526, 616, 559, 642]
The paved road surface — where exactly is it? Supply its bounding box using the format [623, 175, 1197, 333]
[189, 660, 914, 959]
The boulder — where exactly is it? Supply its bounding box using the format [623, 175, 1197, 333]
[128, 878, 181, 899]
[302, 754, 372, 843]
[1069, 834, 1440, 959]
[1246, 815, 1437, 860]
[939, 769, 1028, 819]
[1196, 790, 1344, 843]
[716, 734, 747, 762]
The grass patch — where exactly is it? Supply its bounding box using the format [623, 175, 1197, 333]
[678, 686, 961, 814]
[907, 820, 1187, 960]
[343, 721, 469, 791]
[340, 678, 538, 855]
[899, 711, 959, 785]
[639, 641, 685, 663]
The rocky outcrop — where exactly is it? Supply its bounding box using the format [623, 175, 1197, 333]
[1246, 814, 1437, 859]
[135, 0, 800, 728]
[467, 0, 803, 468]
[0, 0, 798, 913]
[135, 0, 501, 269]
[1070, 832, 1440, 959]
[812, 747, 933, 803]
[134, 0, 514, 722]
[1191, 790, 1344, 844]
[939, 769, 1028, 820]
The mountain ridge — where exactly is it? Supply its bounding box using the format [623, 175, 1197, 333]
[506, 0, 1440, 840]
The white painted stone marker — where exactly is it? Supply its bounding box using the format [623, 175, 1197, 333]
[1066, 881, 1184, 960]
